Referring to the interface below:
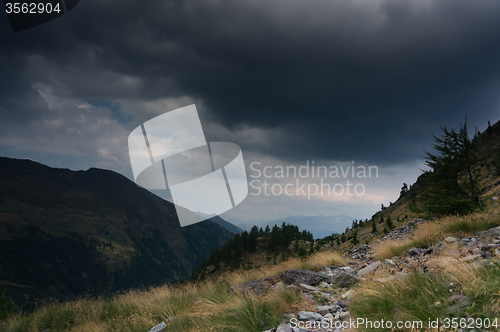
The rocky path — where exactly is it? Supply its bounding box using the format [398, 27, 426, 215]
[258, 224, 500, 332]
[148, 223, 500, 332]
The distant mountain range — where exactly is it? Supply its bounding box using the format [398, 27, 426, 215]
[230, 214, 356, 239]
[194, 212, 244, 234]
[0, 157, 235, 311]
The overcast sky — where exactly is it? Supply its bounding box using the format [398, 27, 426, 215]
[1, 0, 499, 222]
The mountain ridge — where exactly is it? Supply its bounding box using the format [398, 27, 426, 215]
[0, 156, 234, 311]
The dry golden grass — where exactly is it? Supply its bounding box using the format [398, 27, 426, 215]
[225, 249, 349, 286]
[372, 238, 415, 260]
[351, 246, 500, 330]
[372, 205, 500, 259]
[2, 249, 349, 332]
[305, 250, 351, 267]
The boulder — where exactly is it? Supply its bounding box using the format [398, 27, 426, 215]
[444, 237, 458, 243]
[357, 261, 382, 277]
[338, 299, 351, 308]
[339, 311, 351, 321]
[297, 311, 323, 321]
[331, 271, 359, 287]
[316, 305, 337, 315]
[408, 247, 421, 256]
[281, 269, 331, 286]
[478, 226, 500, 244]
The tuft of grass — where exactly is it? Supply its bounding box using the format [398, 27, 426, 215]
[372, 238, 416, 259]
[222, 296, 278, 332]
[301, 250, 351, 270]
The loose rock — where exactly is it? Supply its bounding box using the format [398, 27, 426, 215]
[478, 226, 500, 244]
[444, 237, 458, 243]
[297, 311, 324, 321]
[331, 271, 359, 287]
[149, 322, 167, 332]
[357, 261, 382, 277]
[276, 322, 293, 332]
[281, 269, 331, 286]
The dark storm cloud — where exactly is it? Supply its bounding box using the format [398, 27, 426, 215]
[1, 0, 500, 165]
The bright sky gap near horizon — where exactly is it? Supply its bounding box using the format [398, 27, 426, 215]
[1, 0, 500, 223]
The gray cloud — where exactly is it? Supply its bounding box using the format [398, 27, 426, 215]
[0, 0, 500, 219]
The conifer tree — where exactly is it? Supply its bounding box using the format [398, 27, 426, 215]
[400, 183, 408, 197]
[351, 229, 359, 245]
[248, 226, 259, 252]
[413, 118, 482, 216]
[386, 215, 394, 230]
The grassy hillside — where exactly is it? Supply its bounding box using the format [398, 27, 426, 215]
[324, 120, 500, 254]
[2, 204, 500, 331]
[0, 250, 350, 332]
